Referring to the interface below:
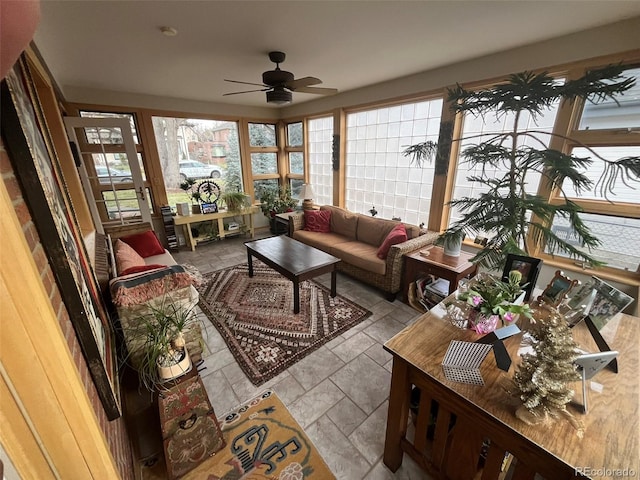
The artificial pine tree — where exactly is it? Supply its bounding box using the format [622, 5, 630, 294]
[513, 304, 581, 426]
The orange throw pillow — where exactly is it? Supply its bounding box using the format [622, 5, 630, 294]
[304, 210, 332, 233]
[377, 224, 407, 259]
[115, 239, 146, 275]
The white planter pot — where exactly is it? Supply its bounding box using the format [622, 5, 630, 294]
[443, 237, 462, 257]
[176, 202, 191, 216]
[158, 348, 192, 382]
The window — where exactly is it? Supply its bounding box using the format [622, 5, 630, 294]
[248, 122, 280, 198]
[549, 65, 640, 272]
[285, 121, 304, 197]
[345, 99, 442, 225]
[448, 101, 561, 232]
[151, 117, 241, 208]
[307, 116, 334, 206]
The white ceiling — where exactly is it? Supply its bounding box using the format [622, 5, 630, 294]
[34, 1, 640, 109]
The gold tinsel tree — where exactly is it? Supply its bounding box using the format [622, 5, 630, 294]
[513, 305, 581, 425]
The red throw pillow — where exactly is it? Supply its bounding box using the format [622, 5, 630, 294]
[120, 264, 167, 276]
[304, 210, 332, 233]
[120, 230, 165, 258]
[377, 224, 408, 259]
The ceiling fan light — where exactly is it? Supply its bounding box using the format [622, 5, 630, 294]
[266, 89, 292, 105]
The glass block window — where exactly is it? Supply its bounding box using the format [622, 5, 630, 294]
[307, 116, 334, 207]
[345, 99, 443, 225]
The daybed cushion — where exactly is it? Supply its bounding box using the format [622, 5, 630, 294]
[120, 230, 165, 258]
[304, 210, 331, 233]
[377, 224, 408, 259]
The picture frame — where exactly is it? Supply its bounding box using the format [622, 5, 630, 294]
[537, 270, 578, 307]
[587, 276, 634, 331]
[501, 254, 542, 301]
[201, 202, 218, 214]
[1, 57, 121, 419]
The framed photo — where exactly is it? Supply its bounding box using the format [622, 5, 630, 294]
[538, 270, 578, 307]
[1, 57, 121, 419]
[201, 202, 218, 214]
[501, 254, 542, 301]
[588, 276, 634, 331]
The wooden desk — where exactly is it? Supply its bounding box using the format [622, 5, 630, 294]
[402, 246, 477, 301]
[383, 304, 639, 479]
[173, 206, 259, 251]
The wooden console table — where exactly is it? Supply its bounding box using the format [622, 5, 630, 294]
[173, 206, 259, 251]
[383, 303, 639, 479]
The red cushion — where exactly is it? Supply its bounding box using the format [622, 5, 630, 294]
[120, 264, 167, 276]
[304, 210, 332, 233]
[120, 230, 165, 258]
[377, 224, 408, 259]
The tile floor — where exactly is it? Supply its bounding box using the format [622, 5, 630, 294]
[172, 233, 433, 479]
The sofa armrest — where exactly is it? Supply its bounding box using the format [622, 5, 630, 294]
[385, 231, 440, 292]
[289, 214, 305, 236]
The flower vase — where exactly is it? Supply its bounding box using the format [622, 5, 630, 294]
[468, 311, 499, 334]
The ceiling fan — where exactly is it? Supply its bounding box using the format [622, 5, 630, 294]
[224, 51, 338, 105]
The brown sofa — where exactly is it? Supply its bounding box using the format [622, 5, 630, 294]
[290, 205, 439, 300]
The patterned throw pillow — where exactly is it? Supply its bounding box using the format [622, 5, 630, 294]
[377, 224, 408, 259]
[120, 230, 165, 258]
[304, 210, 332, 233]
[114, 239, 146, 275]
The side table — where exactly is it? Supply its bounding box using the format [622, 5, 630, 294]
[402, 246, 477, 302]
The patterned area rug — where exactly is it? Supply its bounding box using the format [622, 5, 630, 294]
[197, 261, 371, 385]
[184, 390, 335, 479]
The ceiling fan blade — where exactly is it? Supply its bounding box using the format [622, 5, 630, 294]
[223, 88, 270, 96]
[293, 86, 339, 95]
[224, 79, 268, 87]
[286, 76, 322, 89]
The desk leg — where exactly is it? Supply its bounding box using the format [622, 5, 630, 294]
[330, 269, 337, 297]
[247, 251, 254, 277]
[384, 358, 411, 472]
[293, 278, 300, 314]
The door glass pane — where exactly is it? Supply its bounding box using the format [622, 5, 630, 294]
[546, 213, 640, 271]
[578, 66, 640, 130]
[289, 152, 303, 174]
[287, 122, 303, 147]
[248, 123, 276, 147]
[102, 188, 153, 220]
[251, 152, 277, 174]
[151, 117, 242, 209]
[79, 111, 139, 143]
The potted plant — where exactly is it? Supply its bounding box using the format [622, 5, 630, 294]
[258, 185, 298, 234]
[123, 298, 199, 392]
[404, 66, 639, 270]
[221, 191, 251, 213]
[180, 178, 202, 214]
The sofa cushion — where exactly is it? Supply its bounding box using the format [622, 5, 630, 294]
[304, 209, 332, 233]
[332, 241, 386, 276]
[293, 230, 350, 254]
[115, 239, 145, 275]
[321, 205, 358, 239]
[357, 215, 399, 246]
[377, 224, 408, 259]
[404, 223, 421, 239]
[120, 230, 165, 258]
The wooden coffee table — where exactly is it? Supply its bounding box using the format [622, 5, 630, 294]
[244, 236, 340, 314]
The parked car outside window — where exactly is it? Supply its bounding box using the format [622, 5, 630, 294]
[95, 165, 132, 184]
[179, 160, 223, 180]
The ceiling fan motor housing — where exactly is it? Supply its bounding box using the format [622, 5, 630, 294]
[262, 69, 294, 87]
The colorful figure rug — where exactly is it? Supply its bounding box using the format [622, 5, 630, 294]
[184, 390, 335, 479]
